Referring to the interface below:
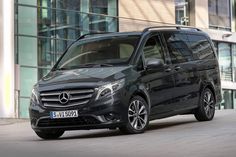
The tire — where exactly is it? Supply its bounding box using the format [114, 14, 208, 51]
[35, 130, 64, 140]
[194, 88, 215, 121]
[119, 96, 149, 134]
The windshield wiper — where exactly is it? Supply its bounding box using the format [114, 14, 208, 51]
[56, 63, 113, 70]
[76, 63, 113, 68]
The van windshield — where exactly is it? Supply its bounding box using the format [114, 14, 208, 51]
[56, 35, 140, 70]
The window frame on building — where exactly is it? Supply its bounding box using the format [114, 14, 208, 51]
[208, 0, 232, 31]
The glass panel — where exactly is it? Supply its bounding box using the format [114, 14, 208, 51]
[89, 0, 117, 33]
[19, 98, 30, 118]
[217, 0, 231, 27]
[38, 9, 82, 40]
[209, 0, 231, 30]
[37, 0, 54, 8]
[89, 14, 108, 33]
[38, 38, 72, 67]
[18, 0, 37, 5]
[90, 0, 108, 32]
[38, 7, 56, 38]
[55, 10, 81, 40]
[55, 0, 80, 11]
[232, 44, 236, 82]
[218, 43, 232, 81]
[107, 0, 118, 32]
[87, 14, 118, 33]
[18, 6, 37, 36]
[175, 0, 189, 25]
[20, 67, 38, 97]
[38, 68, 51, 80]
[38, 38, 54, 67]
[209, 0, 217, 14]
[221, 90, 233, 109]
[80, 0, 89, 34]
[18, 36, 37, 66]
[38, 0, 82, 10]
[90, 0, 108, 14]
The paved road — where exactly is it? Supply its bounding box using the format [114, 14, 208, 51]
[0, 110, 236, 157]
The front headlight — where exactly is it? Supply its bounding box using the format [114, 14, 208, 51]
[31, 88, 40, 104]
[95, 78, 125, 100]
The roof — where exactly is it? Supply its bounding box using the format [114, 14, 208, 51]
[78, 25, 209, 41]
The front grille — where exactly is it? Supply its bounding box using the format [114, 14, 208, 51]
[37, 116, 101, 127]
[40, 89, 94, 108]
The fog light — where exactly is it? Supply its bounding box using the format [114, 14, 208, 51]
[104, 113, 117, 121]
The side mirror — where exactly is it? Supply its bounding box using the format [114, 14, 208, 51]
[146, 58, 164, 70]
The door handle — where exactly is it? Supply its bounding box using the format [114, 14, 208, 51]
[164, 64, 172, 72]
[174, 66, 181, 71]
[165, 67, 172, 72]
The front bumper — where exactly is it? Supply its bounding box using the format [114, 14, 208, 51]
[29, 92, 129, 131]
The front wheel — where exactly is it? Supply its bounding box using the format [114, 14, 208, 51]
[194, 88, 215, 121]
[35, 130, 64, 140]
[119, 96, 149, 134]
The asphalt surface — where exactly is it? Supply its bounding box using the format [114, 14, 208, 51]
[0, 110, 236, 157]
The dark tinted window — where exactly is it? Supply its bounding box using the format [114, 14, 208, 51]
[187, 34, 215, 60]
[164, 33, 193, 64]
[143, 36, 164, 62]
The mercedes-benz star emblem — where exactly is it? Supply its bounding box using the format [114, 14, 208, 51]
[59, 92, 70, 104]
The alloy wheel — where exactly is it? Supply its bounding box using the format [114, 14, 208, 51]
[203, 91, 215, 118]
[128, 100, 148, 130]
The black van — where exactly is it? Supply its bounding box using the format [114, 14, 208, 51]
[29, 26, 221, 139]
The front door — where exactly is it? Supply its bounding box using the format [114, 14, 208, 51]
[141, 34, 175, 116]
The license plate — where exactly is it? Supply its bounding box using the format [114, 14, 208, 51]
[50, 110, 78, 119]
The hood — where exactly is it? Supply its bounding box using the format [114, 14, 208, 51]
[38, 66, 131, 88]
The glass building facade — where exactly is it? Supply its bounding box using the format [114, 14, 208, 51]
[15, 0, 118, 118]
[213, 41, 236, 109]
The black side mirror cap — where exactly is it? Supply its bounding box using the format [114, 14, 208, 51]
[146, 58, 164, 70]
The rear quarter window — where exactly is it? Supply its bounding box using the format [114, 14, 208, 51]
[187, 34, 215, 60]
[163, 33, 193, 64]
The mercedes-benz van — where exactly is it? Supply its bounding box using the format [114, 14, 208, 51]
[29, 26, 221, 139]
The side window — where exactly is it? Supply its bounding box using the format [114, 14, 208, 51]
[143, 36, 164, 62]
[187, 35, 215, 60]
[164, 33, 193, 64]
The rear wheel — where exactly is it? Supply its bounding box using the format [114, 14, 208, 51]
[194, 88, 215, 121]
[119, 96, 149, 134]
[35, 130, 64, 140]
